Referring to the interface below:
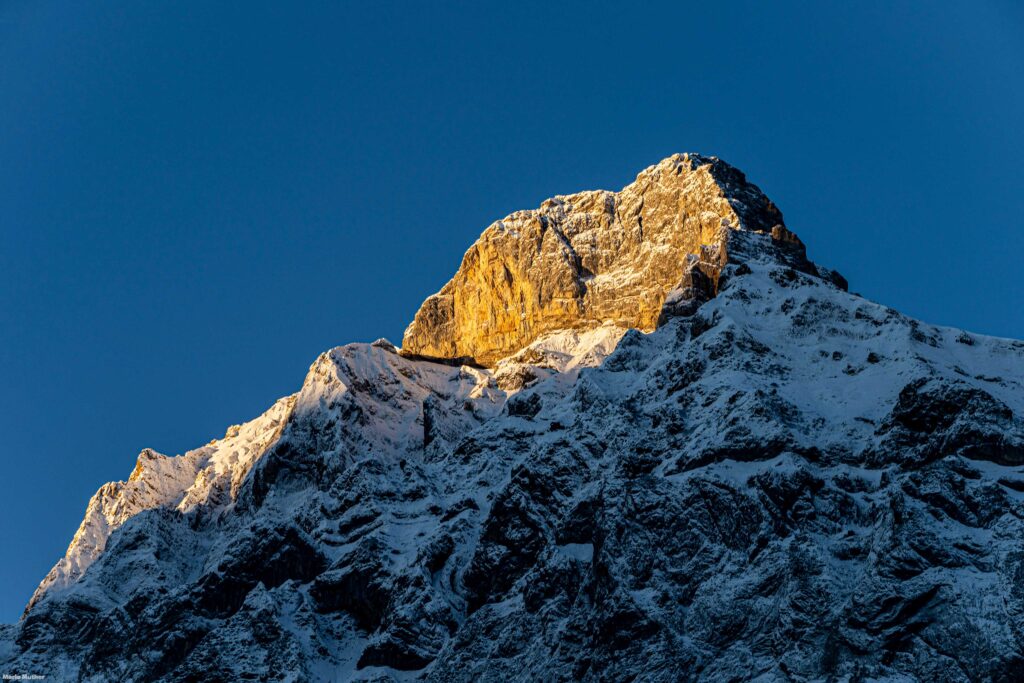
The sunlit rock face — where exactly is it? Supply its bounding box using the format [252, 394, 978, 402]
[401, 153, 788, 367]
[5, 155, 1024, 682]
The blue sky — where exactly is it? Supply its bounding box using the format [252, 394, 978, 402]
[1, 1, 1022, 621]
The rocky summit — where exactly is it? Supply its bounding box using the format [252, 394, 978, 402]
[3, 155, 1024, 682]
[402, 153, 797, 367]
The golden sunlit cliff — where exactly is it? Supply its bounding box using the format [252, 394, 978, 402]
[400, 153, 796, 366]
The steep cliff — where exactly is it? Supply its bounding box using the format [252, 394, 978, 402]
[401, 153, 815, 367]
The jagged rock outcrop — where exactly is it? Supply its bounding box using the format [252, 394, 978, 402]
[401, 153, 798, 366]
[3, 154, 1024, 682]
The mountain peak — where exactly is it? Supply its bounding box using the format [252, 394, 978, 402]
[400, 153, 821, 367]
[7, 154, 1024, 682]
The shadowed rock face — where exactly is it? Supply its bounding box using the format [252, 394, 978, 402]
[401, 153, 788, 367]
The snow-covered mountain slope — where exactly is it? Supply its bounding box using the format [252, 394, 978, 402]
[27, 395, 297, 612]
[4, 156, 1024, 682]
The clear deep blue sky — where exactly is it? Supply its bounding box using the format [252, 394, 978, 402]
[1, 1, 1022, 620]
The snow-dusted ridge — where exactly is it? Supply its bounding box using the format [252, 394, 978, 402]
[4, 155, 1024, 681]
[28, 394, 297, 611]
[24, 317, 627, 617]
